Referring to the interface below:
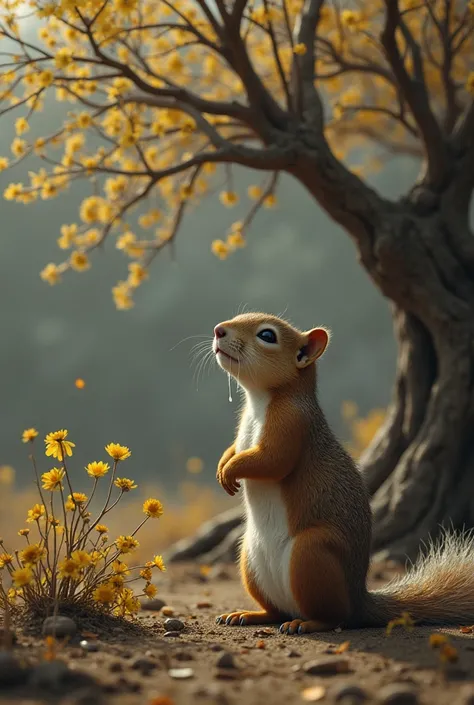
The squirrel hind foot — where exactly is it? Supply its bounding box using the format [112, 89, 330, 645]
[216, 610, 278, 627]
[280, 619, 334, 635]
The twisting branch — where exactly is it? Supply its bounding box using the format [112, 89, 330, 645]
[262, 0, 292, 111]
[381, 0, 449, 188]
[294, 0, 326, 129]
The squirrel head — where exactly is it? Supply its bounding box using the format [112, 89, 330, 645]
[213, 312, 330, 392]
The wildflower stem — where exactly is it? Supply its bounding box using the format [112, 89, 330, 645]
[75, 462, 119, 546]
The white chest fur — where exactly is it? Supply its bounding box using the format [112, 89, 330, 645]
[237, 390, 300, 618]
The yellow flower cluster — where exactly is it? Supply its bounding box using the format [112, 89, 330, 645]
[0, 427, 165, 618]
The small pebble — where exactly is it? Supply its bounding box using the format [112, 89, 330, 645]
[161, 607, 175, 616]
[168, 667, 194, 679]
[216, 652, 236, 669]
[196, 601, 213, 608]
[329, 682, 368, 703]
[254, 628, 273, 638]
[378, 683, 419, 705]
[287, 649, 301, 658]
[164, 618, 185, 632]
[80, 640, 99, 653]
[301, 685, 326, 702]
[0, 651, 25, 686]
[164, 631, 181, 638]
[109, 662, 123, 673]
[42, 616, 77, 639]
[210, 644, 224, 652]
[141, 598, 166, 612]
[303, 657, 350, 676]
[131, 657, 157, 675]
[29, 661, 70, 692]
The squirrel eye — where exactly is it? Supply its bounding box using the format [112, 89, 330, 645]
[257, 329, 277, 344]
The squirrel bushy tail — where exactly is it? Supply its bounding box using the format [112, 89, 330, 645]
[359, 530, 474, 627]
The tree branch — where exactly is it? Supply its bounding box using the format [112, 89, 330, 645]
[381, 0, 449, 188]
[294, 0, 326, 129]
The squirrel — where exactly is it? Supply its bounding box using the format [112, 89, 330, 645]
[212, 312, 474, 635]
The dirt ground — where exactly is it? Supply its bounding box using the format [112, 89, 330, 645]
[3, 561, 474, 705]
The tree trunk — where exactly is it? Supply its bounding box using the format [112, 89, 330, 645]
[166, 196, 474, 566]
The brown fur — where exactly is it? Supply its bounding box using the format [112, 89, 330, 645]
[214, 312, 474, 631]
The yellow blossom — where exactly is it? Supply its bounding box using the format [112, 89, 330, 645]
[143, 498, 164, 518]
[140, 567, 152, 581]
[40, 263, 61, 285]
[77, 112, 93, 128]
[22, 427, 38, 443]
[11, 138, 27, 157]
[58, 557, 81, 580]
[54, 47, 73, 69]
[127, 262, 148, 288]
[109, 574, 125, 590]
[95, 524, 109, 533]
[211, 240, 229, 260]
[68, 492, 88, 505]
[144, 583, 157, 598]
[44, 429, 75, 460]
[27, 504, 45, 522]
[71, 550, 91, 567]
[41, 467, 65, 491]
[70, 250, 91, 272]
[247, 185, 262, 199]
[15, 117, 29, 135]
[0, 157, 9, 170]
[263, 193, 277, 208]
[12, 567, 33, 587]
[114, 477, 137, 492]
[80, 195, 103, 223]
[93, 583, 116, 604]
[0, 552, 14, 568]
[19, 543, 45, 566]
[115, 535, 139, 553]
[112, 560, 130, 575]
[219, 190, 239, 207]
[115, 587, 140, 615]
[75, 378, 85, 389]
[86, 461, 110, 478]
[293, 43, 307, 56]
[89, 550, 102, 565]
[57, 223, 77, 249]
[4, 183, 23, 201]
[105, 443, 131, 461]
[112, 281, 134, 310]
[152, 555, 166, 571]
[227, 231, 246, 249]
[18, 528, 30, 537]
[38, 70, 54, 87]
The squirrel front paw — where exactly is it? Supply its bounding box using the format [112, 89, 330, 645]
[217, 462, 241, 496]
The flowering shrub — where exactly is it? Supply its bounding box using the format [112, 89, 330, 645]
[0, 429, 165, 618]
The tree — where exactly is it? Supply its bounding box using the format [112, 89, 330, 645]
[1, 0, 474, 561]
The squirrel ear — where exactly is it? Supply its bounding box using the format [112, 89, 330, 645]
[296, 328, 329, 369]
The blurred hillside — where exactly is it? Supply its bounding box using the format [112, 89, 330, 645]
[0, 95, 419, 490]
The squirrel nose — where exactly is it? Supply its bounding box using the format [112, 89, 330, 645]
[214, 325, 227, 339]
